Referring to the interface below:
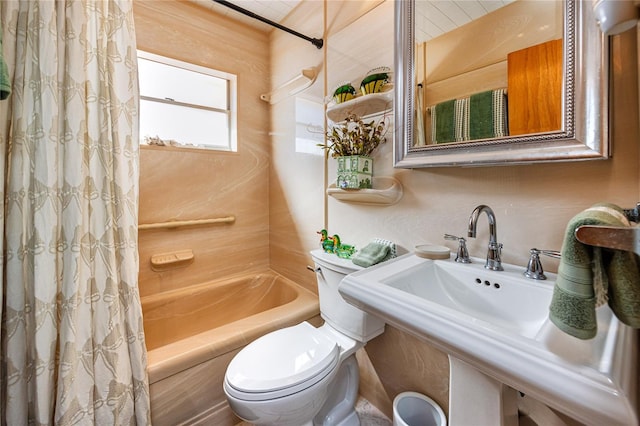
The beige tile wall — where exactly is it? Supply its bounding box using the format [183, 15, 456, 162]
[267, 1, 326, 293]
[134, 0, 271, 297]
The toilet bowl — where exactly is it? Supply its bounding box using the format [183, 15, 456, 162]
[223, 249, 386, 425]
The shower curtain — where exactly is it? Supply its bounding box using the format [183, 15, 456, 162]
[0, 1, 150, 424]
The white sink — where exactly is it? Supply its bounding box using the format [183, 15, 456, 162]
[340, 253, 638, 426]
[381, 258, 553, 339]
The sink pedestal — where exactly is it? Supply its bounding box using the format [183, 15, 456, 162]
[449, 357, 518, 426]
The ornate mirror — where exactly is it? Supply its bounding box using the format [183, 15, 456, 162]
[394, 0, 609, 168]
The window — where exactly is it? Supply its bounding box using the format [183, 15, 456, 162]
[295, 97, 324, 155]
[137, 51, 237, 151]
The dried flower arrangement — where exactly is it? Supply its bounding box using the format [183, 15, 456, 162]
[323, 113, 389, 159]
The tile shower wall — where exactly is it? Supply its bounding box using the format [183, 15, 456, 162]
[269, 0, 640, 420]
[134, 1, 271, 298]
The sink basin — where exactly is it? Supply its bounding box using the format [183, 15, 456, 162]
[340, 253, 638, 425]
[381, 258, 553, 339]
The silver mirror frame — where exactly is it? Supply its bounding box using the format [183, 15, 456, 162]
[394, 0, 609, 168]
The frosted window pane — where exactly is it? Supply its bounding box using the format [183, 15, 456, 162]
[140, 100, 230, 149]
[295, 97, 324, 155]
[139, 57, 228, 109]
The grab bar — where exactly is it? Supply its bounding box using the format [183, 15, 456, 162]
[139, 215, 236, 230]
[575, 226, 640, 255]
[573, 202, 640, 255]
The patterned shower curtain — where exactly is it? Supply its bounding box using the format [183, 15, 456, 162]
[0, 1, 150, 424]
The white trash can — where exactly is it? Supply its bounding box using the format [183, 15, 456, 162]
[393, 391, 446, 426]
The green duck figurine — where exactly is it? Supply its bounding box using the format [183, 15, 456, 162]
[318, 229, 329, 243]
[332, 235, 356, 258]
[318, 229, 336, 253]
[336, 244, 356, 259]
[322, 236, 336, 253]
[317, 230, 355, 258]
[331, 235, 341, 252]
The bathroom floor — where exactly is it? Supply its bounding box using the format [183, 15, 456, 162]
[235, 397, 392, 426]
[355, 397, 393, 426]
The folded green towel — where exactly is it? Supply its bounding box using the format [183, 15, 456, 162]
[373, 237, 397, 262]
[549, 203, 640, 339]
[433, 99, 455, 144]
[468, 89, 507, 140]
[608, 248, 640, 328]
[430, 99, 468, 144]
[352, 242, 390, 268]
[431, 90, 508, 144]
[0, 27, 10, 100]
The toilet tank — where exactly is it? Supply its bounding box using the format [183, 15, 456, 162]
[310, 250, 385, 342]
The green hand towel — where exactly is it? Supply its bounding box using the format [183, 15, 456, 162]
[374, 237, 397, 262]
[0, 28, 10, 100]
[549, 203, 640, 339]
[469, 90, 494, 140]
[606, 242, 640, 328]
[433, 99, 455, 144]
[469, 89, 507, 140]
[352, 242, 390, 268]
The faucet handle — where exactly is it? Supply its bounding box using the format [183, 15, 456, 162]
[523, 248, 561, 280]
[539, 249, 561, 259]
[444, 234, 472, 263]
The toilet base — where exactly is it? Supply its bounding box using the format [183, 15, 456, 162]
[328, 410, 359, 426]
[313, 355, 360, 426]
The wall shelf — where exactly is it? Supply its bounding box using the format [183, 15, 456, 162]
[326, 90, 393, 123]
[150, 249, 194, 271]
[327, 176, 403, 206]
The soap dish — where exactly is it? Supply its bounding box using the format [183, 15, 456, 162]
[415, 244, 451, 260]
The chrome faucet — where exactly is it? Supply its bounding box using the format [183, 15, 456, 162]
[467, 205, 503, 271]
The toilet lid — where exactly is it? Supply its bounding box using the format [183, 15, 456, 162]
[225, 322, 339, 395]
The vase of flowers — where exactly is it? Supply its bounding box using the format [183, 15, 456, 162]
[324, 113, 388, 189]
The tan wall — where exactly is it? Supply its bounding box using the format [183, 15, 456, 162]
[267, 0, 325, 293]
[270, 0, 640, 421]
[134, 0, 271, 297]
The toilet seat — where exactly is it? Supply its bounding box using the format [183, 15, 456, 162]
[225, 322, 340, 401]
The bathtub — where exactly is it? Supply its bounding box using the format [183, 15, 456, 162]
[142, 271, 320, 426]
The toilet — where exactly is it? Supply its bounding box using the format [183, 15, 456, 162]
[223, 249, 386, 425]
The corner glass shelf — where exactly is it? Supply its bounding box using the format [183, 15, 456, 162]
[327, 176, 403, 206]
[326, 91, 393, 123]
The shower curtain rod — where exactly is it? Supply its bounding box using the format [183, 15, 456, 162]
[213, 0, 324, 49]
